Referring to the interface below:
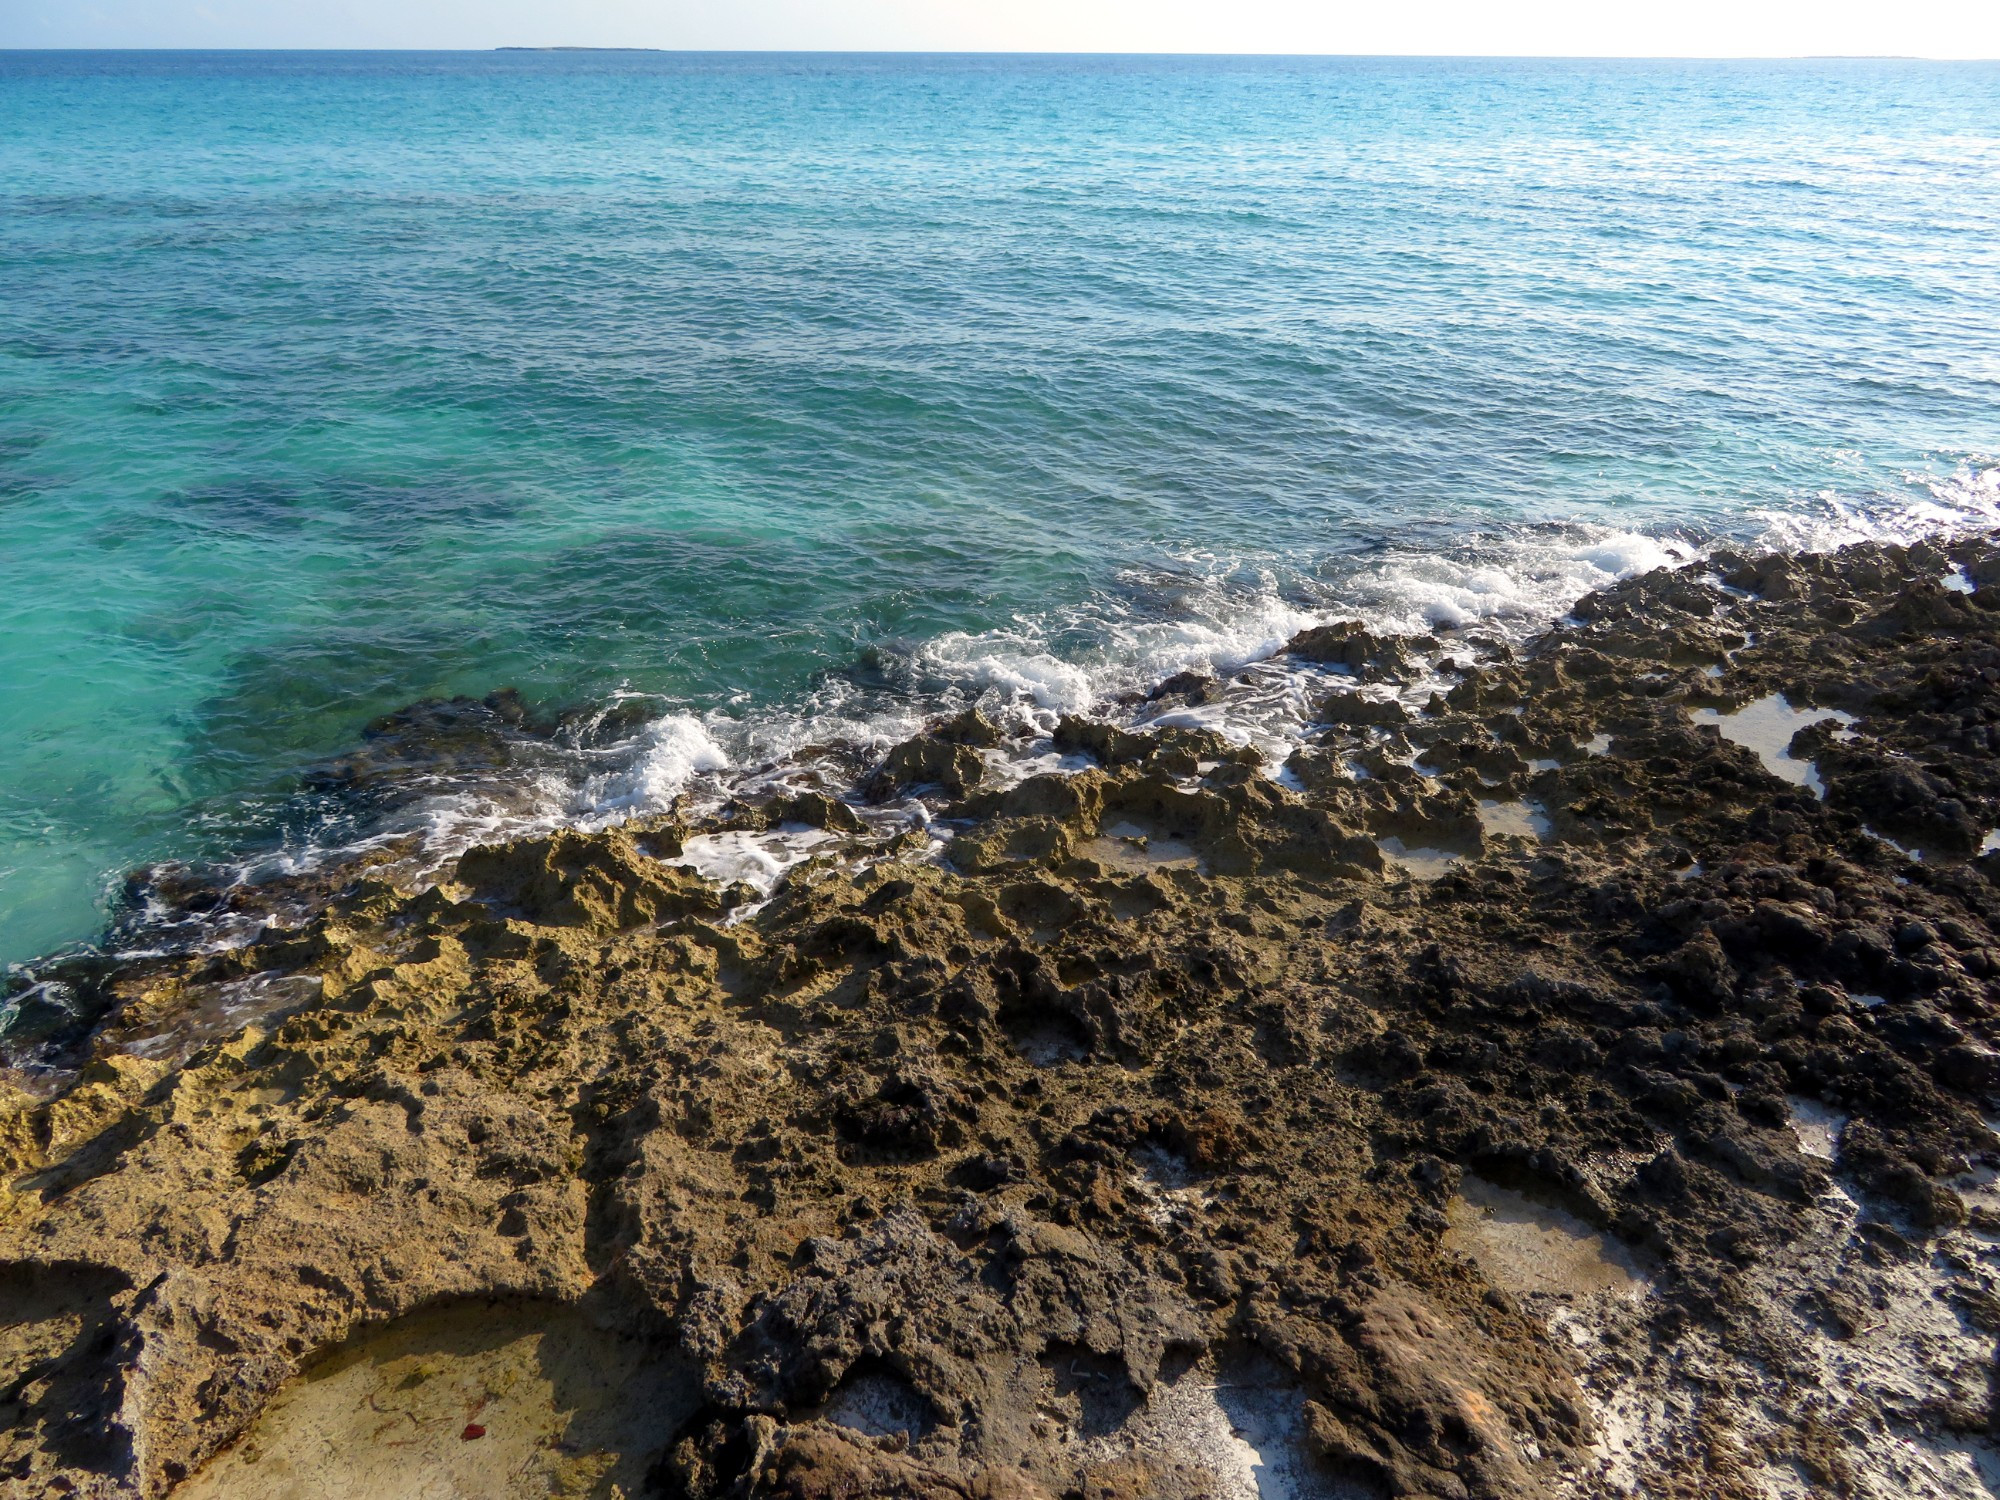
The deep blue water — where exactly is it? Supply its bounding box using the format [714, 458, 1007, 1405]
[3, 50, 1998, 968]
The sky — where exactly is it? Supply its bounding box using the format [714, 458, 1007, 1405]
[4, 0, 1999, 58]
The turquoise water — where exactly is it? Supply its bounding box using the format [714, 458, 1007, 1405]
[3, 52, 1999, 969]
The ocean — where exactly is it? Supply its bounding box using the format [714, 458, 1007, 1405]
[2, 50, 1998, 973]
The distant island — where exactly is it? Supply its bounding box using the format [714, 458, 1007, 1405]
[495, 46, 664, 52]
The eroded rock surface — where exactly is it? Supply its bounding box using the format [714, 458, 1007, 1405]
[6, 535, 2000, 1498]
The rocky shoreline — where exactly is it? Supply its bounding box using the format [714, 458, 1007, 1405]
[6, 533, 2000, 1499]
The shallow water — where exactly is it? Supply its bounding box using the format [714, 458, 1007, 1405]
[1444, 1176, 1650, 1301]
[1786, 1095, 1846, 1162]
[1081, 818, 1203, 873]
[176, 1300, 698, 1500]
[1690, 693, 1856, 795]
[1477, 798, 1552, 842]
[4, 52, 2000, 970]
[1376, 837, 1462, 881]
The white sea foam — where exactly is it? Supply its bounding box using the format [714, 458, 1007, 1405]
[1753, 463, 2000, 554]
[808, 524, 1701, 765]
[1347, 528, 1702, 635]
[73, 467, 2000, 975]
[912, 587, 1320, 724]
[542, 478, 1998, 848]
[576, 713, 730, 818]
[667, 828, 836, 896]
[917, 633, 1097, 714]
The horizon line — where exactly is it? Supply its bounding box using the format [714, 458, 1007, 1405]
[0, 46, 1991, 62]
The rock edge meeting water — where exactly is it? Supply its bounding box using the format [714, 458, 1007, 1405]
[2, 51, 1998, 970]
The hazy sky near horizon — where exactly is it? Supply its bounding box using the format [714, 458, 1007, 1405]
[6, 0, 1999, 58]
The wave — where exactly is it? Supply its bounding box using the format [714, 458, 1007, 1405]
[579, 713, 732, 819]
[1753, 462, 2000, 553]
[22, 461, 2000, 975]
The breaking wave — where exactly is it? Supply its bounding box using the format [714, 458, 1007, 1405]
[19, 462, 2000, 975]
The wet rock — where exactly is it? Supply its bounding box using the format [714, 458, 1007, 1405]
[774, 790, 868, 833]
[7, 533, 2000, 1499]
[1142, 671, 1221, 707]
[456, 828, 727, 927]
[304, 688, 547, 797]
[866, 735, 989, 800]
[932, 708, 1006, 749]
[1828, 759, 1983, 856]
[1320, 691, 1410, 728]
[1285, 620, 1419, 681]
